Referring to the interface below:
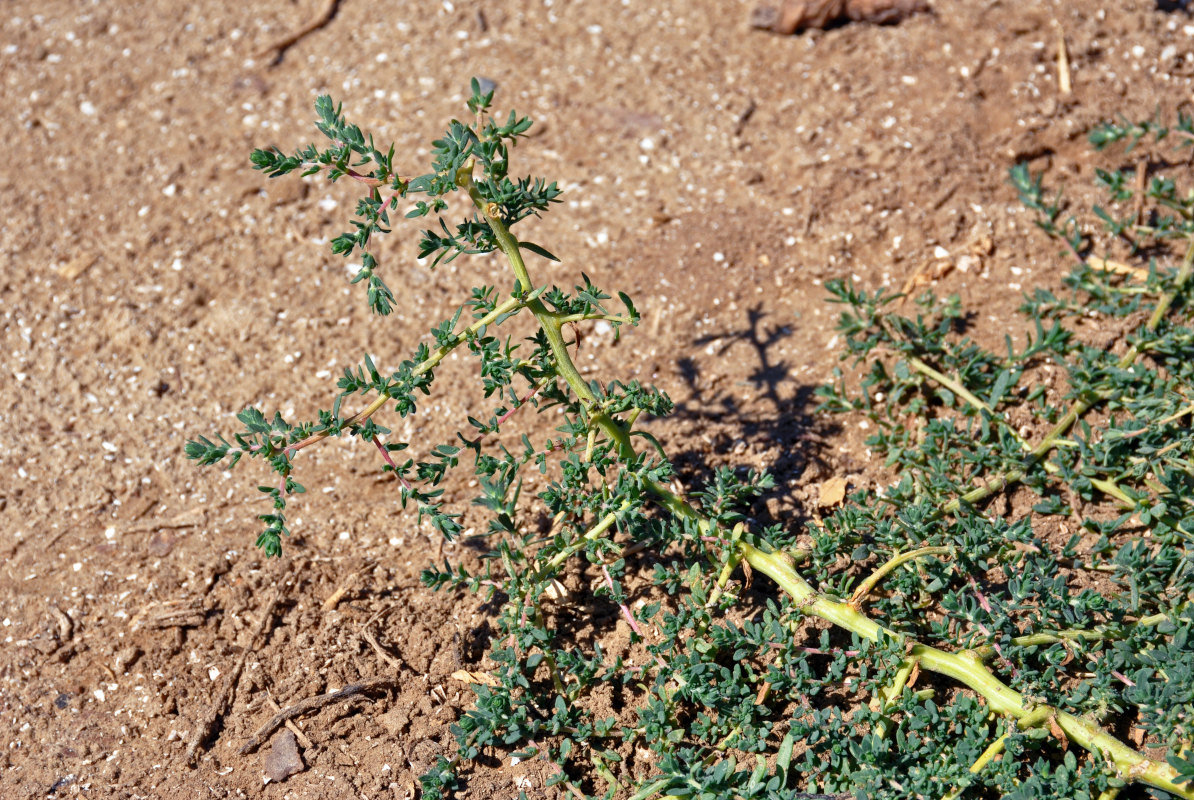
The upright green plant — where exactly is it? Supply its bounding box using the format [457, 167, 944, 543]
[189, 85, 1194, 799]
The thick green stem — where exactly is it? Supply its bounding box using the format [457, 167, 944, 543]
[740, 543, 1194, 799]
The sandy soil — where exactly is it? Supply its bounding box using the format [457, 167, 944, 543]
[2, 1, 1193, 797]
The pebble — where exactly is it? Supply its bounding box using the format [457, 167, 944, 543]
[956, 255, 979, 273]
[263, 729, 304, 782]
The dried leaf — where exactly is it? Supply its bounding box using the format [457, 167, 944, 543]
[543, 578, 569, 601]
[450, 669, 500, 687]
[1048, 714, 1069, 751]
[818, 476, 849, 508]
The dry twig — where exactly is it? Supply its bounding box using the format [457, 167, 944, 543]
[132, 598, 205, 631]
[185, 589, 282, 764]
[259, 0, 341, 63]
[357, 605, 404, 671]
[322, 558, 376, 610]
[265, 696, 315, 750]
[239, 677, 400, 755]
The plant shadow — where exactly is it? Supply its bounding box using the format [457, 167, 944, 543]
[663, 304, 840, 531]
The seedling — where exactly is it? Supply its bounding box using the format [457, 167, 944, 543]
[190, 84, 1194, 798]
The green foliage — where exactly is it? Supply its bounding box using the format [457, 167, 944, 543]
[190, 94, 1194, 799]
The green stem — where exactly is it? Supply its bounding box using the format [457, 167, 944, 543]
[740, 542, 1194, 799]
[1089, 476, 1137, 508]
[849, 546, 953, 609]
[939, 237, 1193, 516]
[592, 752, 622, 793]
[872, 659, 915, 740]
[907, 356, 1032, 447]
[907, 355, 1060, 477]
[556, 312, 635, 325]
[285, 291, 529, 455]
[970, 611, 1172, 659]
[538, 501, 630, 576]
[462, 166, 640, 469]
[940, 730, 1008, 800]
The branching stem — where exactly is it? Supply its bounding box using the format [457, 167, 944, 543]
[740, 543, 1194, 799]
[849, 545, 953, 609]
[283, 291, 529, 456]
[938, 238, 1194, 517]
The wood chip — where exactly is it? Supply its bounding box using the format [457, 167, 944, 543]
[1048, 714, 1069, 751]
[900, 258, 955, 301]
[132, 598, 205, 630]
[55, 253, 97, 280]
[1089, 256, 1150, 282]
[1055, 21, 1072, 96]
[542, 578, 569, 601]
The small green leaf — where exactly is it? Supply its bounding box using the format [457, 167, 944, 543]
[519, 240, 560, 262]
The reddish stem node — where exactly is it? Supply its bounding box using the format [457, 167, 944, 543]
[373, 435, 411, 489]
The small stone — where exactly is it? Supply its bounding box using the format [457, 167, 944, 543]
[113, 646, 142, 674]
[956, 255, 979, 273]
[263, 729, 304, 782]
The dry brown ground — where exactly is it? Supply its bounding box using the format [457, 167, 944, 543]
[2, 1, 1193, 798]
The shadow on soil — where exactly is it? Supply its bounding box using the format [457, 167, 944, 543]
[668, 303, 839, 528]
